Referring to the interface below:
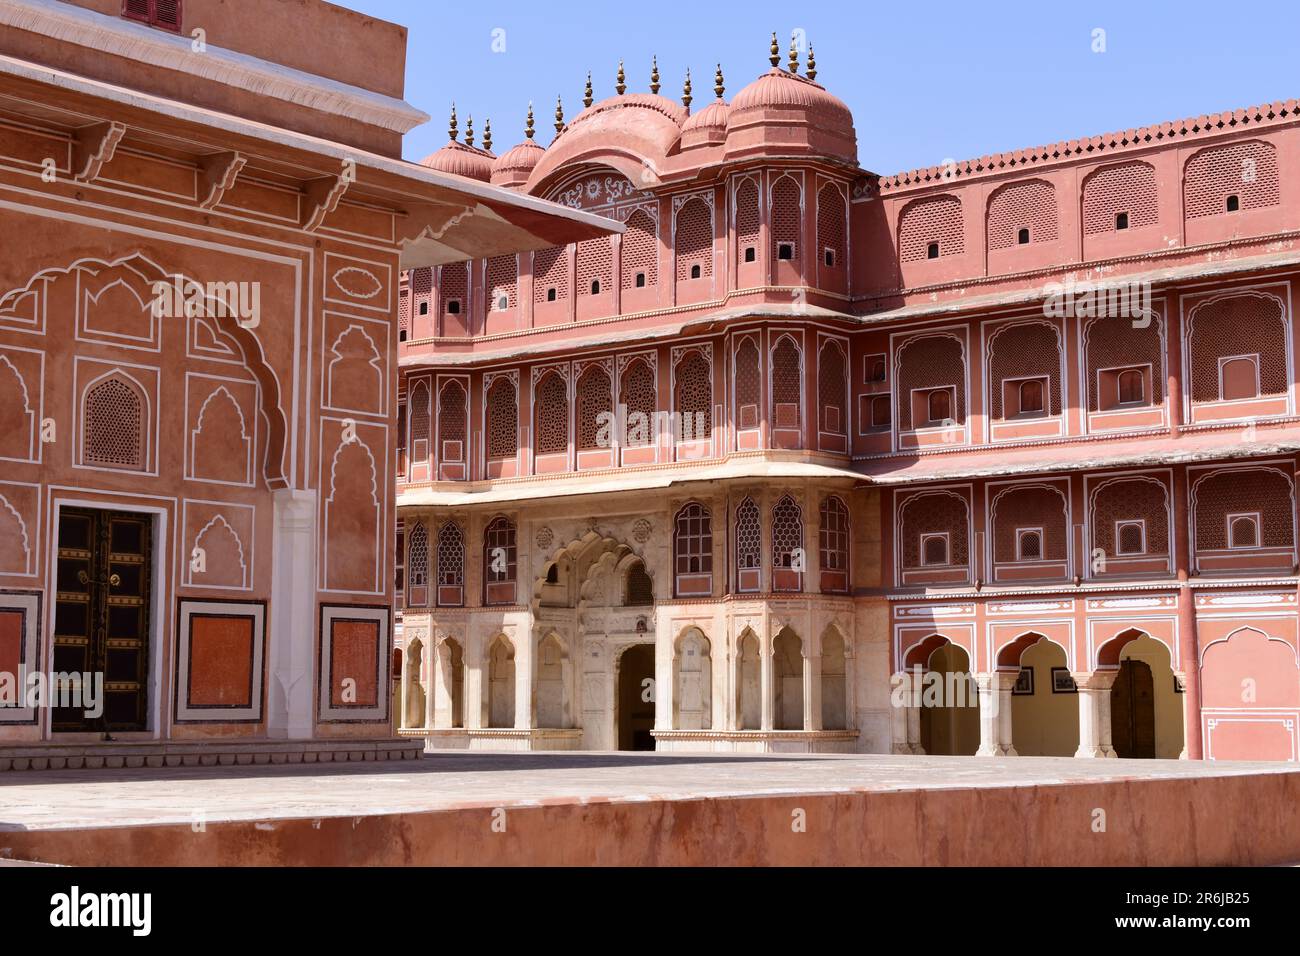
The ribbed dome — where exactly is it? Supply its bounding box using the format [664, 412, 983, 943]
[565, 93, 689, 134]
[419, 140, 493, 182]
[730, 69, 852, 126]
[490, 139, 545, 188]
[680, 99, 730, 149]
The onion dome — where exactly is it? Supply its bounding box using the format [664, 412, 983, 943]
[491, 103, 545, 188]
[419, 104, 493, 181]
[680, 65, 730, 150]
[725, 34, 857, 163]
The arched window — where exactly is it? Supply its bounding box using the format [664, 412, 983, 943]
[1117, 368, 1145, 405]
[534, 372, 569, 456]
[436, 521, 464, 606]
[408, 379, 431, 465]
[734, 178, 761, 270]
[407, 522, 429, 587]
[772, 495, 804, 592]
[674, 197, 713, 281]
[483, 515, 517, 605]
[817, 182, 846, 273]
[927, 389, 951, 424]
[83, 375, 145, 469]
[771, 336, 802, 431]
[818, 339, 847, 434]
[673, 502, 713, 597]
[1018, 530, 1042, 560]
[922, 534, 949, 566]
[1018, 379, 1044, 415]
[437, 379, 467, 463]
[771, 175, 802, 263]
[620, 358, 656, 447]
[486, 377, 518, 460]
[674, 351, 712, 441]
[819, 495, 850, 592]
[734, 337, 761, 431]
[735, 497, 761, 592]
[1117, 522, 1145, 555]
[621, 209, 658, 291]
[576, 365, 612, 451]
[626, 561, 654, 606]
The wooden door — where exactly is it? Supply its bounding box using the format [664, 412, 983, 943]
[1111, 658, 1156, 758]
[53, 508, 152, 733]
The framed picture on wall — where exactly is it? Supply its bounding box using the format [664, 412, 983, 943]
[1051, 667, 1077, 694]
[1013, 666, 1034, 695]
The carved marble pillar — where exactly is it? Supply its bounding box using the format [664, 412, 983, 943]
[975, 672, 1018, 756]
[804, 652, 823, 731]
[268, 488, 316, 739]
[1074, 670, 1118, 757]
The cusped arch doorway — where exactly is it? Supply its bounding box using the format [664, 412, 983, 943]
[616, 643, 656, 751]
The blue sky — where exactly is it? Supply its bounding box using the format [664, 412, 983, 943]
[343, 0, 1300, 176]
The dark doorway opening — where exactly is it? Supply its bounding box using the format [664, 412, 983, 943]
[617, 643, 656, 751]
[53, 507, 153, 733]
[1111, 658, 1156, 758]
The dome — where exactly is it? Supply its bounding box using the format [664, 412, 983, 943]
[680, 99, 730, 150]
[566, 92, 689, 132]
[491, 138, 545, 188]
[419, 140, 493, 182]
[726, 68, 857, 163]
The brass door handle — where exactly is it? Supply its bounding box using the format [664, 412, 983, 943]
[78, 570, 89, 586]
[109, 573, 121, 587]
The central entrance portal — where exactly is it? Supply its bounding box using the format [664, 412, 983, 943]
[53, 507, 153, 733]
[616, 643, 656, 751]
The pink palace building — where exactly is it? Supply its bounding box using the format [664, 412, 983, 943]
[394, 36, 1300, 762]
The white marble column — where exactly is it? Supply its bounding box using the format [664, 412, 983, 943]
[975, 672, 1018, 756]
[268, 489, 317, 739]
[760, 628, 774, 731]
[804, 653, 822, 731]
[514, 631, 533, 730]
[432, 640, 452, 729]
[1074, 670, 1118, 758]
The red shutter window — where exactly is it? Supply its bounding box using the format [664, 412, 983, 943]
[123, 1, 182, 32]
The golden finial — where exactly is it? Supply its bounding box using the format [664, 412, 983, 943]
[448, 102, 458, 141]
[769, 32, 780, 68]
[788, 34, 799, 73]
[714, 64, 725, 99]
[482, 118, 493, 152]
[616, 59, 626, 95]
[650, 56, 660, 95]
[584, 71, 593, 108]
[807, 44, 816, 81]
[554, 95, 564, 134]
[465, 115, 475, 148]
[682, 67, 692, 110]
[525, 101, 535, 140]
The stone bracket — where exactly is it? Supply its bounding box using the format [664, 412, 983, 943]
[301, 163, 352, 232]
[73, 121, 126, 183]
[198, 150, 246, 209]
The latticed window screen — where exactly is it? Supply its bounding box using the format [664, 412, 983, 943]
[577, 237, 613, 294]
[817, 183, 846, 267]
[1188, 294, 1287, 401]
[407, 522, 429, 587]
[1117, 523, 1145, 555]
[1093, 479, 1169, 557]
[1185, 141, 1280, 218]
[771, 176, 802, 260]
[398, 290, 410, 337]
[1018, 531, 1042, 560]
[734, 338, 761, 429]
[532, 246, 569, 303]
[988, 323, 1062, 418]
[576, 365, 612, 450]
[819, 496, 850, 572]
[736, 497, 761, 571]
[1083, 162, 1159, 235]
[436, 521, 464, 587]
[771, 496, 804, 568]
[1195, 469, 1294, 550]
[987, 180, 1058, 250]
[674, 198, 713, 280]
[900, 492, 969, 569]
[818, 340, 847, 432]
[483, 515, 517, 584]
[83, 376, 143, 468]
[896, 335, 966, 429]
[439, 261, 468, 314]
[486, 378, 518, 460]
[620, 359, 656, 446]
[771, 336, 802, 428]
[992, 487, 1067, 564]
[674, 351, 713, 439]
[899, 195, 964, 262]
[408, 380, 430, 445]
[735, 179, 761, 268]
[621, 209, 658, 290]
[922, 535, 949, 566]
[486, 255, 517, 310]
[674, 503, 713, 575]
[438, 380, 467, 444]
[411, 267, 433, 318]
[534, 373, 569, 455]
[1083, 316, 1163, 411]
[626, 561, 654, 605]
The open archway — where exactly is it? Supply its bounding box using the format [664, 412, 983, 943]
[1098, 629, 1183, 758]
[918, 641, 979, 755]
[1003, 635, 1078, 756]
[617, 643, 656, 751]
